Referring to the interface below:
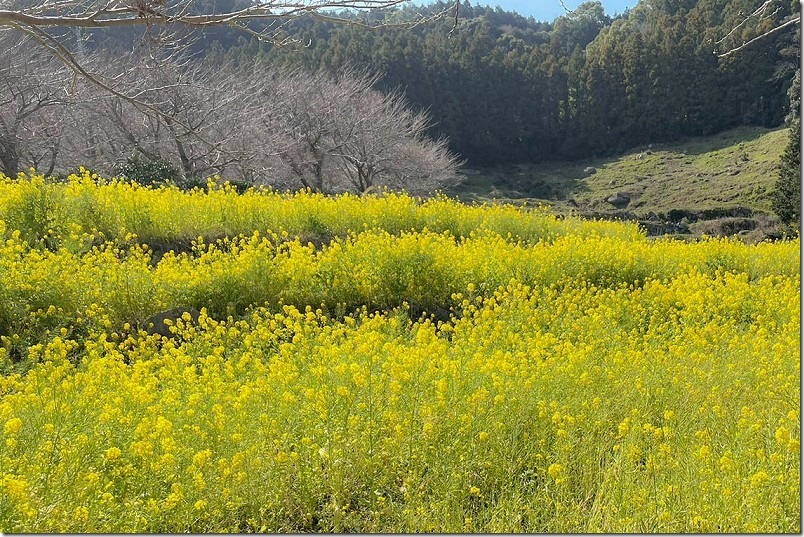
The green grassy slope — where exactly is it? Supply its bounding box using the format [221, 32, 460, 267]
[453, 126, 789, 236]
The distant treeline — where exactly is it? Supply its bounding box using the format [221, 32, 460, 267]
[88, 0, 799, 167]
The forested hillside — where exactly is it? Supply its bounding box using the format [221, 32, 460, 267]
[193, 0, 799, 166]
[2, 0, 799, 203]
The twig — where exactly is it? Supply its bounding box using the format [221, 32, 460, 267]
[448, 0, 458, 38]
[14, 22, 228, 153]
[717, 14, 800, 57]
[715, 0, 773, 46]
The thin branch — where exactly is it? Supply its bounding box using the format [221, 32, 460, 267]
[447, 0, 458, 37]
[717, 14, 800, 57]
[14, 23, 227, 153]
[0, 1, 457, 31]
[715, 0, 773, 46]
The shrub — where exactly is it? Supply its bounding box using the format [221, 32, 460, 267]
[116, 155, 180, 187]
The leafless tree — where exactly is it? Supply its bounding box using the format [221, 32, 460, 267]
[0, 0, 460, 181]
[0, 39, 461, 194]
[329, 84, 461, 194]
[39, 51, 271, 183]
[0, 29, 73, 175]
[249, 67, 461, 194]
[99, 55, 264, 180]
[0, 0, 457, 83]
[259, 68, 358, 192]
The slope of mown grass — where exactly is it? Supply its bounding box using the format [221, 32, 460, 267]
[0, 175, 799, 533]
[457, 126, 787, 219]
[576, 126, 787, 215]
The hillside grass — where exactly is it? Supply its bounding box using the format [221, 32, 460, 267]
[456, 126, 788, 222]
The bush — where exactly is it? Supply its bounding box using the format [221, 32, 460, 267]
[116, 155, 180, 187]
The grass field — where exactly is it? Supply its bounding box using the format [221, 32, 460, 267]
[0, 172, 800, 532]
[455, 126, 789, 237]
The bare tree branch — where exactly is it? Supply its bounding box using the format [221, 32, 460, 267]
[12, 22, 231, 157]
[0, 30, 73, 175]
[717, 14, 800, 57]
[447, 0, 457, 37]
[715, 0, 800, 57]
[715, 0, 774, 47]
[0, 1, 457, 33]
[1, 0, 459, 170]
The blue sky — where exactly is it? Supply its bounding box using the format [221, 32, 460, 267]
[474, 0, 638, 21]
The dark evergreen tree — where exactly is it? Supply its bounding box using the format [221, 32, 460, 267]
[772, 68, 801, 227]
[183, 0, 798, 167]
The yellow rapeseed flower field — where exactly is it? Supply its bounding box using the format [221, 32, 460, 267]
[0, 170, 642, 250]
[0, 172, 799, 532]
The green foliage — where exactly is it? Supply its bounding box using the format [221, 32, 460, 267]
[207, 0, 795, 166]
[772, 120, 801, 227]
[772, 69, 801, 228]
[116, 155, 180, 187]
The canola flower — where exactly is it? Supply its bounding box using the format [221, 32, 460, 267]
[0, 172, 799, 532]
[0, 220, 797, 370]
[0, 170, 642, 250]
[0, 272, 798, 532]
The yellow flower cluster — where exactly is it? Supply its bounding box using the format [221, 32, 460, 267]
[0, 221, 797, 365]
[0, 170, 640, 250]
[0, 273, 798, 532]
[0, 171, 798, 532]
